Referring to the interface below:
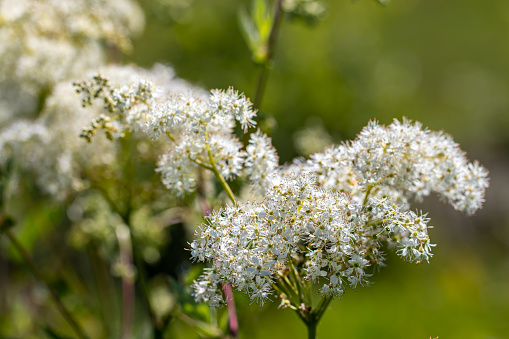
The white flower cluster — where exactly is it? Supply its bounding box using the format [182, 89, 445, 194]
[188, 118, 488, 307]
[190, 173, 435, 306]
[0, 0, 144, 125]
[77, 74, 280, 196]
[291, 119, 489, 215]
[244, 131, 279, 193]
[0, 79, 113, 199]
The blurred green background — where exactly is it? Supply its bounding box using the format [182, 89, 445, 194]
[2, 0, 509, 338]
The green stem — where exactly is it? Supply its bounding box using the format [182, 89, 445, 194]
[166, 131, 176, 142]
[253, 64, 269, 111]
[1, 225, 89, 339]
[292, 294, 332, 339]
[278, 275, 298, 299]
[362, 183, 374, 207]
[307, 317, 317, 339]
[200, 136, 239, 337]
[204, 133, 236, 203]
[87, 246, 116, 338]
[288, 259, 303, 304]
[365, 218, 389, 227]
[315, 296, 332, 321]
[193, 158, 214, 171]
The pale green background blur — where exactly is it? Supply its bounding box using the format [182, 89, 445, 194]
[128, 0, 509, 338]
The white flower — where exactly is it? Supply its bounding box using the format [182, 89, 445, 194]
[0, 0, 144, 125]
[209, 87, 257, 132]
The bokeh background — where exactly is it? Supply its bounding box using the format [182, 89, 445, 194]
[2, 0, 509, 338]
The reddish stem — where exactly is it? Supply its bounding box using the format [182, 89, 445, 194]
[222, 283, 239, 338]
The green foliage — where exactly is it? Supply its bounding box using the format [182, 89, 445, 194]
[239, 0, 275, 64]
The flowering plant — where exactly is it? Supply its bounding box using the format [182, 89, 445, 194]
[76, 68, 488, 336]
[0, 0, 492, 338]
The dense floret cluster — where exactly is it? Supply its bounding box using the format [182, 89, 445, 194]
[291, 120, 489, 215]
[186, 118, 488, 306]
[190, 173, 434, 306]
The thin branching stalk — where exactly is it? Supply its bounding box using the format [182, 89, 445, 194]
[204, 132, 236, 203]
[288, 259, 304, 304]
[315, 296, 332, 321]
[362, 183, 374, 207]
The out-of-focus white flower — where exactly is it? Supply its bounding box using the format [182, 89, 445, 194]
[0, 80, 114, 199]
[0, 64, 194, 200]
[293, 117, 333, 156]
[0, 0, 144, 125]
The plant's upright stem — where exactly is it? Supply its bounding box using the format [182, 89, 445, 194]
[0, 220, 89, 339]
[301, 297, 332, 339]
[307, 316, 318, 339]
[280, 270, 333, 339]
[253, 0, 284, 110]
